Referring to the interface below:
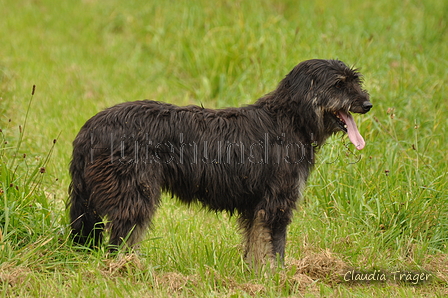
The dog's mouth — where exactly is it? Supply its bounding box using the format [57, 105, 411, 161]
[333, 110, 365, 150]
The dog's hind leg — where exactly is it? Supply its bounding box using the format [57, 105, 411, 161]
[69, 189, 104, 247]
[106, 174, 161, 250]
[69, 161, 104, 247]
[77, 157, 161, 251]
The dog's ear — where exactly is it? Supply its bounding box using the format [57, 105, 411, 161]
[282, 62, 315, 99]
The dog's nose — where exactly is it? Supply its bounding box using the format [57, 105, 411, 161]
[362, 101, 373, 112]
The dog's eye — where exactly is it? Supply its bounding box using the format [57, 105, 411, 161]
[335, 81, 344, 89]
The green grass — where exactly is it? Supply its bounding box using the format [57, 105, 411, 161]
[1, 0, 447, 296]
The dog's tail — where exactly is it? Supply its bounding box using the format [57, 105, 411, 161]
[68, 144, 104, 247]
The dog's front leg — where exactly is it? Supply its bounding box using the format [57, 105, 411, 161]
[270, 207, 293, 267]
[241, 210, 274, 268]
[239, 207, 292, 269]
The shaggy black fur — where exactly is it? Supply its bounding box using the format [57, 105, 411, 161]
[68, 59, 372, 265]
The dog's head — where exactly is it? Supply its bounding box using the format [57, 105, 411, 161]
[286, 59, 372, 150]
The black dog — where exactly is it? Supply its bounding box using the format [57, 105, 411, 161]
[69, 59, 372, 266]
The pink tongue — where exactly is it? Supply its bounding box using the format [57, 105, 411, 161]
[338, 111, 365, 150]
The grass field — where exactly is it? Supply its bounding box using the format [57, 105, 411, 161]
[1, 0, 447, 296]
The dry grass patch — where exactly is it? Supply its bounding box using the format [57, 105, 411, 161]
[424, 253, 448, 284]
[289, 249, 350, 285]
[0, 263, 31, 287]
